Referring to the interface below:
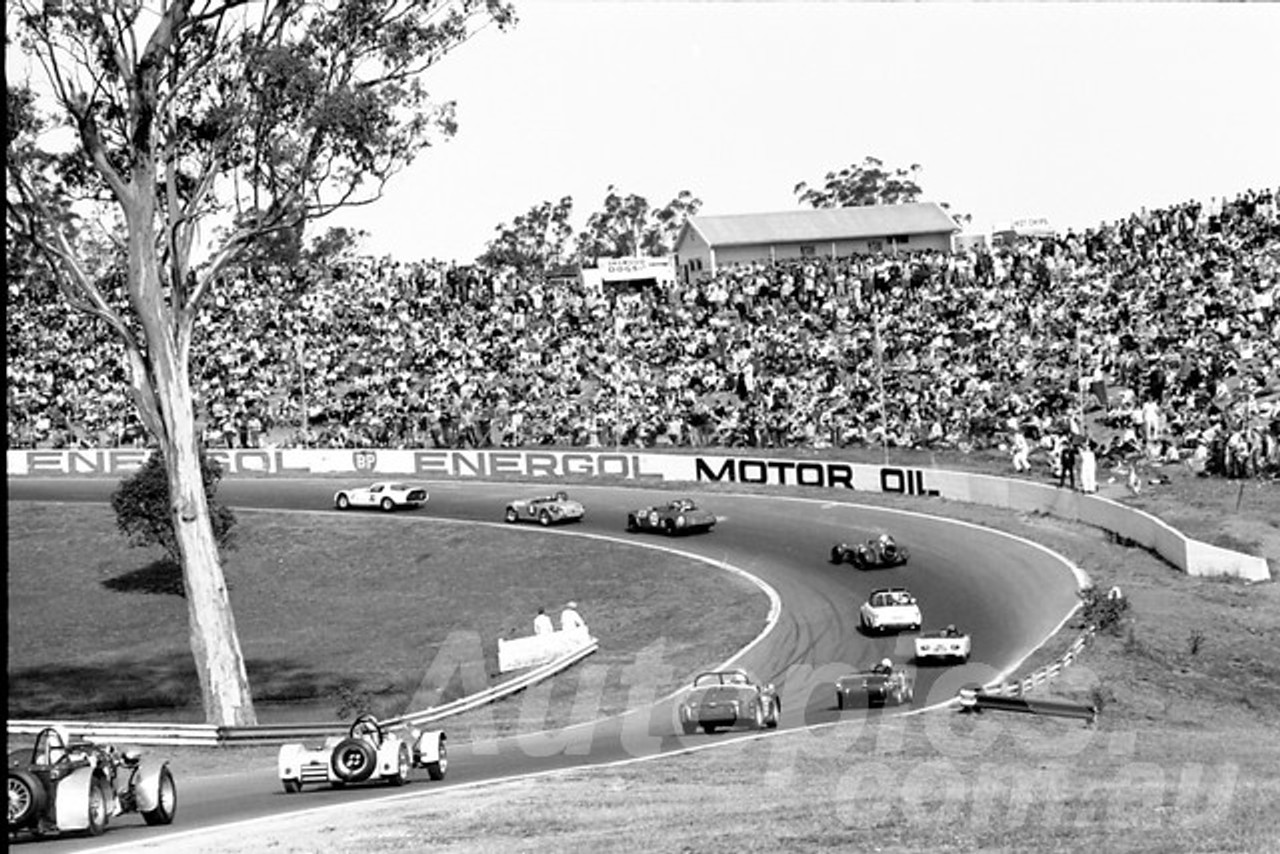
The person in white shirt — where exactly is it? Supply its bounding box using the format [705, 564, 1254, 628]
[560, 601, 586, 633]
[533, 608, 554, 636]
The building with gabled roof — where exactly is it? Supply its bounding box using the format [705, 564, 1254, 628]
[673, 202, 959, 284]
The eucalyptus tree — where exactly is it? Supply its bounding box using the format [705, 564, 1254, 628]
[793, 156, 925, 209]
[6, 0, 515, 726]
[478, 195, 575, 278]
[576, 186, 701, 261]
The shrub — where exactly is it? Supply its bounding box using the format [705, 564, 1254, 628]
[110, 448, 237, 568]
[1076, 584, 1131, 634]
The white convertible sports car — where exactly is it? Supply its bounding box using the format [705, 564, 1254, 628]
[504, 491, 585, 526]
[277, 715, 446, 793]
[858, 587, 923, 634]
[914, 625, 972, 663]
[333, 482, 428, 512]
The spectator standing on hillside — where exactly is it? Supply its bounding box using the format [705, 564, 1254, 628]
[1059, 437, 1078, 490]
[533, 607, 554, 636]
[560, 601, 586, 633]
[1079, 439, 1098, 493]
[1011, 428, 1032, 473]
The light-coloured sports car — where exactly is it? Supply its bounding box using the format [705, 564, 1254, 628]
[333, 482, 428, 512]
[858, 587, 922, 634]
[914, 625, 972, 663]
[504, 491, 585, 526]
[7, 726, 177, 839]
[277, 714, 446, 793]
[677, 669, 781, 735]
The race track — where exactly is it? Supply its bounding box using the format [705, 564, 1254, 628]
[6, 478, 1083, 851]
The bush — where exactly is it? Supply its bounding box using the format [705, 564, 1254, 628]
[110, 448, 237, 568]
[1076, 584, 1131, 634]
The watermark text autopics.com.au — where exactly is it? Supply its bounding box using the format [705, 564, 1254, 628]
[399, 634, 1240, 831]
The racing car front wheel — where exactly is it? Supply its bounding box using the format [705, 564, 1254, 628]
[8, 770, 45, 829]
[86, 775, 110, 836]
[142, 766, 177, 825]
[335, 494, 350, 510]
[380, 498, 395, 512]
[505, 508, 519, 523]
[538, 510, 552, 526]
[385, 744, 411, 787]
[331, 738, 377, 783]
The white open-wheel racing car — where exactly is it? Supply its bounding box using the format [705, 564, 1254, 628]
[7, 725, 176, 839]
[277, 714, 446, 793]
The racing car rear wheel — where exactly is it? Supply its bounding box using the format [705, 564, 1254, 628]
[380, 497, 395, 512]
[753, 702, 766, 730]
[681, 720, 697, 736]
[766, 699, 780, 728]
[385, 744, 411, 787]
[336, 494, 350, 510]
[142, 766, 177, 825]
[830, 546, 844, 564]
[331, 738, 377, 783]
[836, 692, 845, 711]
[8, 770, 44, 829]
[425, 740, 448, 781]
[626, 515, 639, 532]
[505, 508, 519, 523]
[701, 724, 718, 734]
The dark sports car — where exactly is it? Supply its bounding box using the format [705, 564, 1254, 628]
[830, 534, 909, 569]
[626, 498, 717, 536]
[7, 726, 176, 839]
[677, 670, 781, 734]
[835, 660, 915, 709]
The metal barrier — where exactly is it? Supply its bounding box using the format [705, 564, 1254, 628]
[961, 689, 1098, 724]
[7, 639, 598, 748]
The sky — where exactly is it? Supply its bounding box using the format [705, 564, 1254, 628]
[18, 2, 1275, 265]
[320, 1, 1279, 263]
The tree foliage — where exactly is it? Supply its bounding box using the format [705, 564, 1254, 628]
[478, 195, 575, 277]
[793, 156, 924, 209]
[111, 449, 237, 569]
[576, 186, 702, 261]
[6, 0, 515, 726]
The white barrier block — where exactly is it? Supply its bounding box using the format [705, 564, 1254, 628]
[498, 627, 594, 673]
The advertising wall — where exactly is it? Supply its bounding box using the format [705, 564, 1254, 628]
[7, 448, 1268, 582]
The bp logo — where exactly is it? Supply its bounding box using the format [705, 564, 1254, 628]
[353, 451, 377, 471]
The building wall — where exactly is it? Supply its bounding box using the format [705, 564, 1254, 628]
[676, 230, 954, 283]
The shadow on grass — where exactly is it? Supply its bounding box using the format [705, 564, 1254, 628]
[101, 558, 186, 597]
[5, 654, 377, 721]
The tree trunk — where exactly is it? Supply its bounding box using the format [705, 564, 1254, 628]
[127, 194, 257, 727]
[162, 375, 258, 727]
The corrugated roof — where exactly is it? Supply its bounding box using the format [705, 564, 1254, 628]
[687, 203, 958, 247]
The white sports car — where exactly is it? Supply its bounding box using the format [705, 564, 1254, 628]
[858, 587, 923, 634]
[504, 491, 585, 526]
[333, 482, 428, 512]
[277, 715, 446, 793]
[914, 625, 972, 663]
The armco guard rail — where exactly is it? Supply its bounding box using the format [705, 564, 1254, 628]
[960, 688, 1098, 724]
[7, 639, 598, 748]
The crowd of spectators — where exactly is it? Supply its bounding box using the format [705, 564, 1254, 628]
[7, 187, 1279, 482]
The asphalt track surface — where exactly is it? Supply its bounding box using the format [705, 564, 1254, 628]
[7, 478, 1084, 851]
